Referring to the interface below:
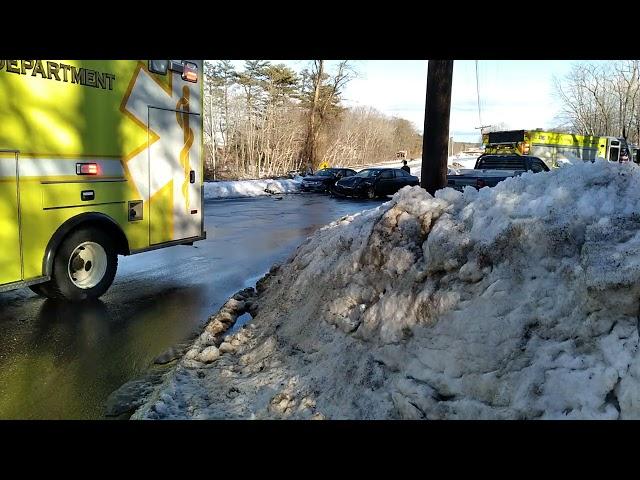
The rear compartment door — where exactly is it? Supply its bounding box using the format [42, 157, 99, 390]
[608, 139, 620, 162]
[148, 106, 202, 245]
[0, 151, 22, 284]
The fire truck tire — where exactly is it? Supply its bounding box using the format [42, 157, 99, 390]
[39, 226, 118, 302]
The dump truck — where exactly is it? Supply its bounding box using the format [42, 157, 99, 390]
[0, 60, 204, 301]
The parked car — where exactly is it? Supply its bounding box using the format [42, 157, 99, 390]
[332, 168, 419, 199]
[301, 168, 357, 193]
[446, 154, 549, 192]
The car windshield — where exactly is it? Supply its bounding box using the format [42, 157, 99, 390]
[315, 169, 335, 177]
[355, 169, 381, 178]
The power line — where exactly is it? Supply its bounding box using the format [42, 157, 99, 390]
[475, 60, 482, 127]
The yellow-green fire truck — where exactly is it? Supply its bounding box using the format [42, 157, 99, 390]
[0, 60, 205, 301]
[482, 129, 634, 168]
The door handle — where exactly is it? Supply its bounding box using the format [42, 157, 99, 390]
[81, 190, 95, 201]
[189, 170, 195, 183]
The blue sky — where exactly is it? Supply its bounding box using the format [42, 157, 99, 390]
[227, 60, 592, 142]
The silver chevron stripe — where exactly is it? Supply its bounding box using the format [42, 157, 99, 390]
[0, 157, 125, 178]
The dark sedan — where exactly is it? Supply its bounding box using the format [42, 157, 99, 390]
[300, 168, 358, 193]
[331, 168, 419, 199]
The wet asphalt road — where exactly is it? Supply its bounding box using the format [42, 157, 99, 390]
[0, 193, 383, 419]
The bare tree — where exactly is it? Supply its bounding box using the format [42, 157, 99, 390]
[203, 60, 420, 181]
[300, 61, 355, 170]
[554, 61, 640, 143]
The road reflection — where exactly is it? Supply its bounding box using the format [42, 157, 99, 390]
[0, 287, 207, 419]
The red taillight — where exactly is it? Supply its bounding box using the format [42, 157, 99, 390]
[476, 179, 486, 188]
[183, 70, 197, 82]
[76, 163, 99, 175]
[182, 62, 198, 83]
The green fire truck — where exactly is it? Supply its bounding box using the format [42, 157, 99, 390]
[482, 129, 635, 167]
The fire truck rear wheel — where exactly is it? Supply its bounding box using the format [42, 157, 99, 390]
[43, 226, 118, 302]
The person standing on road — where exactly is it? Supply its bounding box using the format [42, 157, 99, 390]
[401, 160, 410, 173]
[620, 148, 630, 163]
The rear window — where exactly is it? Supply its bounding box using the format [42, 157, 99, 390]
[487, 130, 525, 144]
[356, 169, 380, 178]
[476, 155, 527, 170]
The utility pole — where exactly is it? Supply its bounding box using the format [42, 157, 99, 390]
[475, 125, 492, 143]
[421, 60, 454, 195]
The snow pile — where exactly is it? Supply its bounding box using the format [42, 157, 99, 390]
[556, 158, 577, 167]
[134, 161, 640, 419]
[204, 177, 302, 199]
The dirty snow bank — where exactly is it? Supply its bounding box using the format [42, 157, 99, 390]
[204, 177, 302, 199]
[134, 161, 640, 419]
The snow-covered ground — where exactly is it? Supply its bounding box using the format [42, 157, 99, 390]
[447, 154, 479, 170]
[204, 177, 303, 200]
[133, 160, 640, 419]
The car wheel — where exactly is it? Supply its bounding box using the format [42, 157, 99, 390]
[40, 226, 118, 302]
[367, 186, 377, 199]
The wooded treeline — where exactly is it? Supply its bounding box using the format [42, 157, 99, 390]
[203, 60, 423, 180]
[554, 61, 640, 143]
